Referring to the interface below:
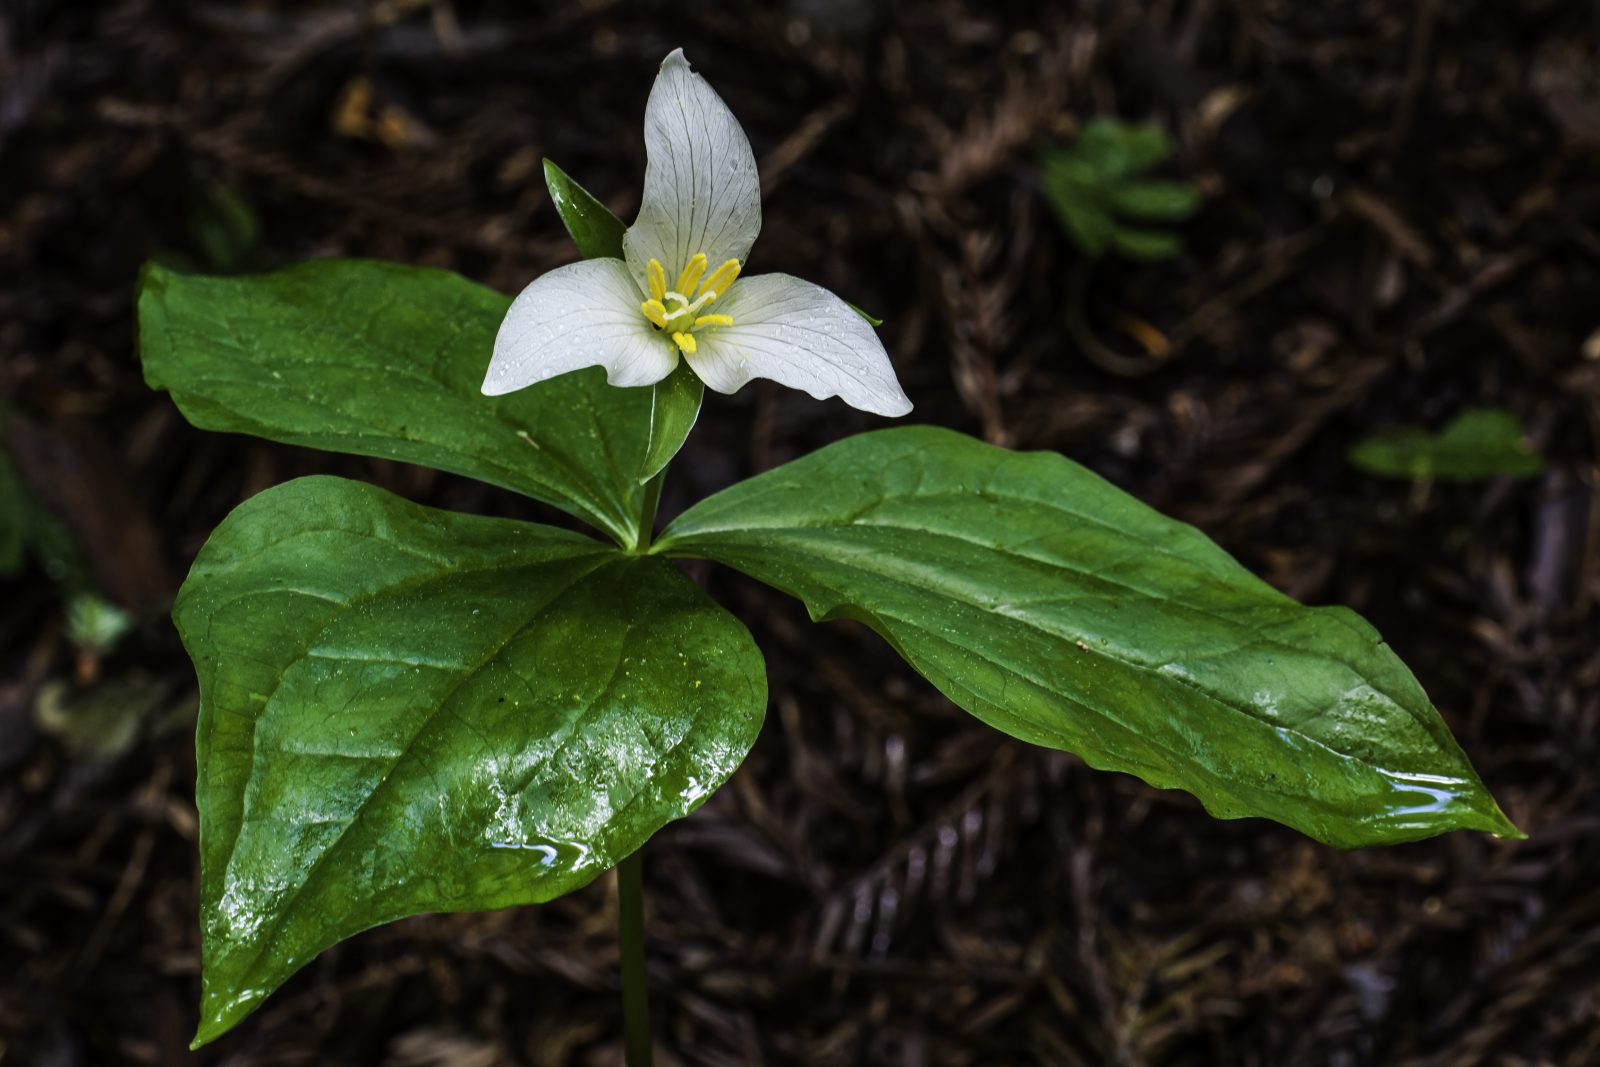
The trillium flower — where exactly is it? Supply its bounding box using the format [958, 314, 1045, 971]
[483, 49, 913, 417]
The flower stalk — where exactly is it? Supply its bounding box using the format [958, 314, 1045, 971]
[617, 850, 653, 1067]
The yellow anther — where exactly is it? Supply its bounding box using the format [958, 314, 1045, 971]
[646, 259, 667, 303]
[671, 331, 698, 354]
[693, 314, 733, 328]
[698, 258, 741, 299]
[676, 253, 708, 295]
[640, 299, 668, 329]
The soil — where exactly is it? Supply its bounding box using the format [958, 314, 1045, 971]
[3, 1, 1598, 1064]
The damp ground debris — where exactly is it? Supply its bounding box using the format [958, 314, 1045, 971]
[2, 2, 1597, 1064]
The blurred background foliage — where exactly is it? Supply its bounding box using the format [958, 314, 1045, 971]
[1040, 117, 1202, 262]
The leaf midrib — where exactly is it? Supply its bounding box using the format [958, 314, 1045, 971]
[158, 275, 639, 544]
[668, 518, 1412, 713]
[214, 550, 617, 998]
[668, 531, 1435, 778]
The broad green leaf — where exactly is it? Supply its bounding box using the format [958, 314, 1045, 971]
[1349, 409, 1545, 481]
[179, 476, 765, 1045]
[657, 426, 1518, 849]
[543, 158, 627, 260]
[138, 260, 654, 547]
[641, 360, 704, 485]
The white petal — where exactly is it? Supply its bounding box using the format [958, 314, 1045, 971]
[688, 274, 913, 417]
[622, 49, 761, 290]
[483, 259, 675, 395]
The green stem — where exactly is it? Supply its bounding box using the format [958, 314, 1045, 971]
[632, 470, 664, 553]
[617, 850, 653, 1067]
[620, 432, 665, 1059]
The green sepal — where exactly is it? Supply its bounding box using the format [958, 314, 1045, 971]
[543, 158, 627, 260]
[641, 360, 704, 485]
[846, 302, 884, 327]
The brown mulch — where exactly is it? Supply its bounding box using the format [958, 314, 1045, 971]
[3, 1, 1598, 1064]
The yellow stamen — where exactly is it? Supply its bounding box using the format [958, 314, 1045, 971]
[640, 299, 667, 329]
[693, 314, 733, 328]
[698, 258, 741, 299]
[676, 253, 708, 295]
[671, 331, 698, 354]
[646, 259, 667, 303]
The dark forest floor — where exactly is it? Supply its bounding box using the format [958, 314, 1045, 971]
[3, 1, 1599, 1064]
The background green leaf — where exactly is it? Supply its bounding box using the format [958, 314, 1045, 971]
[180, 476, 765, 1045]
[1040, 117, 1200, 262]
[657, 426, 1518, 850]
[0, 408, 92, 589]
[1072, 117, 1173, 177]
[186, 181, 261, 272]
[1349, 408, 1546, 481]
[138, 259, 654, 546]
[1107, 179, 1205, 221]
[1108, 226, 1187, 261]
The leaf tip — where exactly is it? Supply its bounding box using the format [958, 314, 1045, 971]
[1437, 784, 1525, 844]
[190, 966, 277, 1049]
[1484, 802, 1527, 841]
[135, 259, 175, 315]
[189, 1011, 227, 1050]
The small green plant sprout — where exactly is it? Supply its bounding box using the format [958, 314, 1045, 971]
[1, 411, 134, 674]
[1039, 116, 1203, 262]
[1349, 407, 1546, 481]
[186, 180, 261, 273]
[138, 49, 1519, 1058]
[64, 593, 135, 659]
[1, 416, 82, 588]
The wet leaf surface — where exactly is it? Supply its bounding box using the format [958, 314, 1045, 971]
[139, 261, 654, 547]
[659, 426, 1517, 848]
[179, 476, 764, 1044]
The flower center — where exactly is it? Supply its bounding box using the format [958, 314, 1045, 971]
[639, 252, 741, 355]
